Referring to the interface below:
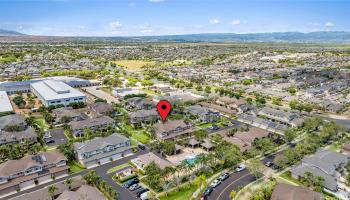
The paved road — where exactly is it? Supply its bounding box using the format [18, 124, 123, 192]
[208, 170, 255, 200]
[5, 148, 149, 200]
[315, 115, 350, 129]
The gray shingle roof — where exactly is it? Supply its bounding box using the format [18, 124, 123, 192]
[69, 116, 114, 130]
[74, 133, 130, 155]
[291, 149, 350, 191]
[0, 114, 25, 130]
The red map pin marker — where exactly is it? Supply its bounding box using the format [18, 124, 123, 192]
[157, 100, 172, 122]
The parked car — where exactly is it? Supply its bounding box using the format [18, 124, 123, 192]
[219, 172, 230, 181]
[209, 179, 221, 188]
[137, 188, 149, 197]
[124, 178, 139, 188]
[222, 121, 232, 127]
[44, 138, 55, 144]
[235, 164, 246, 172]
[208, 125, 220, 131]
[272, 164, 281, 170]
[138, 144, 146, 150]
[130, 183, 141, 191]
[140, 191, 149, 200]
[265, 161, 273, 167]
[201, 187, 213, 199]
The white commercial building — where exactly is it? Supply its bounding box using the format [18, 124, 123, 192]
[0, 91, 13, 114]
[30, 80, 86, 107]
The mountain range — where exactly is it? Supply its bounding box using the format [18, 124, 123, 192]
[1, 29, 350, 43]
[0, 29, 25, 36]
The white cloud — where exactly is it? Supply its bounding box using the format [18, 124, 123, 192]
[195, 25, 203, 28]
[149, 0, 164, 3]
[325, 22, 334, 27]
[209, 19, 221, 24]
[128, 1, 136, 7]
[109, 21, 122, 30]
[77, 25, 85, 29]
[230, 20, 241, 25]
[140, 29, 153, 33]
[139, 22, 151, 29]
[138, 22, 153, 34]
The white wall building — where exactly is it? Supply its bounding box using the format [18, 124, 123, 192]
[0, 91, 13, 114]
[30, 80, 86, 107]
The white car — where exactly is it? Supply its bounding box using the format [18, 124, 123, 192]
[129, 183, 140, 191]
[140, 191, 149, 200]
[209, 179, 221, 188]
[235, 164, 246, 172]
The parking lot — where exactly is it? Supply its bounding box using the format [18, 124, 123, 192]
[44, 129, 67, 147]
[123, 177, 150, 200]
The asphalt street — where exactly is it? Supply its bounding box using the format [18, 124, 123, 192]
[208, 169, 255, 200]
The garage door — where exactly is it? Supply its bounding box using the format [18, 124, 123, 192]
[19, 180, 35, 190]
[85, 160, 98, 169]
[111, 153, 122, 160]
[55, 170, 68, 179]
[99, 157, 111, 165]
[38, 175, 52, 184]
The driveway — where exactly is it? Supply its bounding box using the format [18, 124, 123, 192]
[208, 170, 255, 200]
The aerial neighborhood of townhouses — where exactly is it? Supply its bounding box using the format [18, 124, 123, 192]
[0, 1, 350, 200]
[0, 40, 349, 200]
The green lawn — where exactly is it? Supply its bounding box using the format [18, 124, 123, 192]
[131, 131, 151, 144]
[198, 122, 212, 129]
[326, 143, 341, 152]
[279, 171, 301, 186]
[107, 163, 130, 174]
[159, 184, 197, 200]
[69, 161, 86, 174]
[34, 117, 49, 131]
[123, 124, 151, 144]
[141, 89, 160, 96]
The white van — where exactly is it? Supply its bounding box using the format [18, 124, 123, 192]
[140, 191, 149, 200]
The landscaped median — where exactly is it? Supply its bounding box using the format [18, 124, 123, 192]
[107, 163, 131, 174]
[159, 183, 198, 200]
[110, 163, 139, 185]
[68, 161, 86, 174]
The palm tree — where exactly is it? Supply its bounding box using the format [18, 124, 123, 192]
[48, 185, 57, 200]
[162, 181, 173, 196]
[196, 153, 207, 172]
[64, 178, 73, 190]
[194, 174, 206, 191]
[229, 190, 237, 200]
[99, 180, 107, 190]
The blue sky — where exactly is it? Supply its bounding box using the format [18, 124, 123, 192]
[0, 0, 349, 36]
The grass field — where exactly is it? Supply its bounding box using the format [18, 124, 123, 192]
[114, 60, 155, 69]
[159, 184, 197, 200]
[107, 163, 131, 174]
[279, 171, 301, 186]
[34, 117, 49, 131]
[160, 59, 193, 67]
[123, 124, 151, 144]
[131, 131, 151, 144]
[69, 161, 86, 174]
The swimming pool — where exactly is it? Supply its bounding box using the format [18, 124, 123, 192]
[185, 155, 198, 166]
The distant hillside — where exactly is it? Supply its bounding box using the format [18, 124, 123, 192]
[1, 31, 350, 43]
[122, 32, 350, 43]
[0, 29, 25, 36]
